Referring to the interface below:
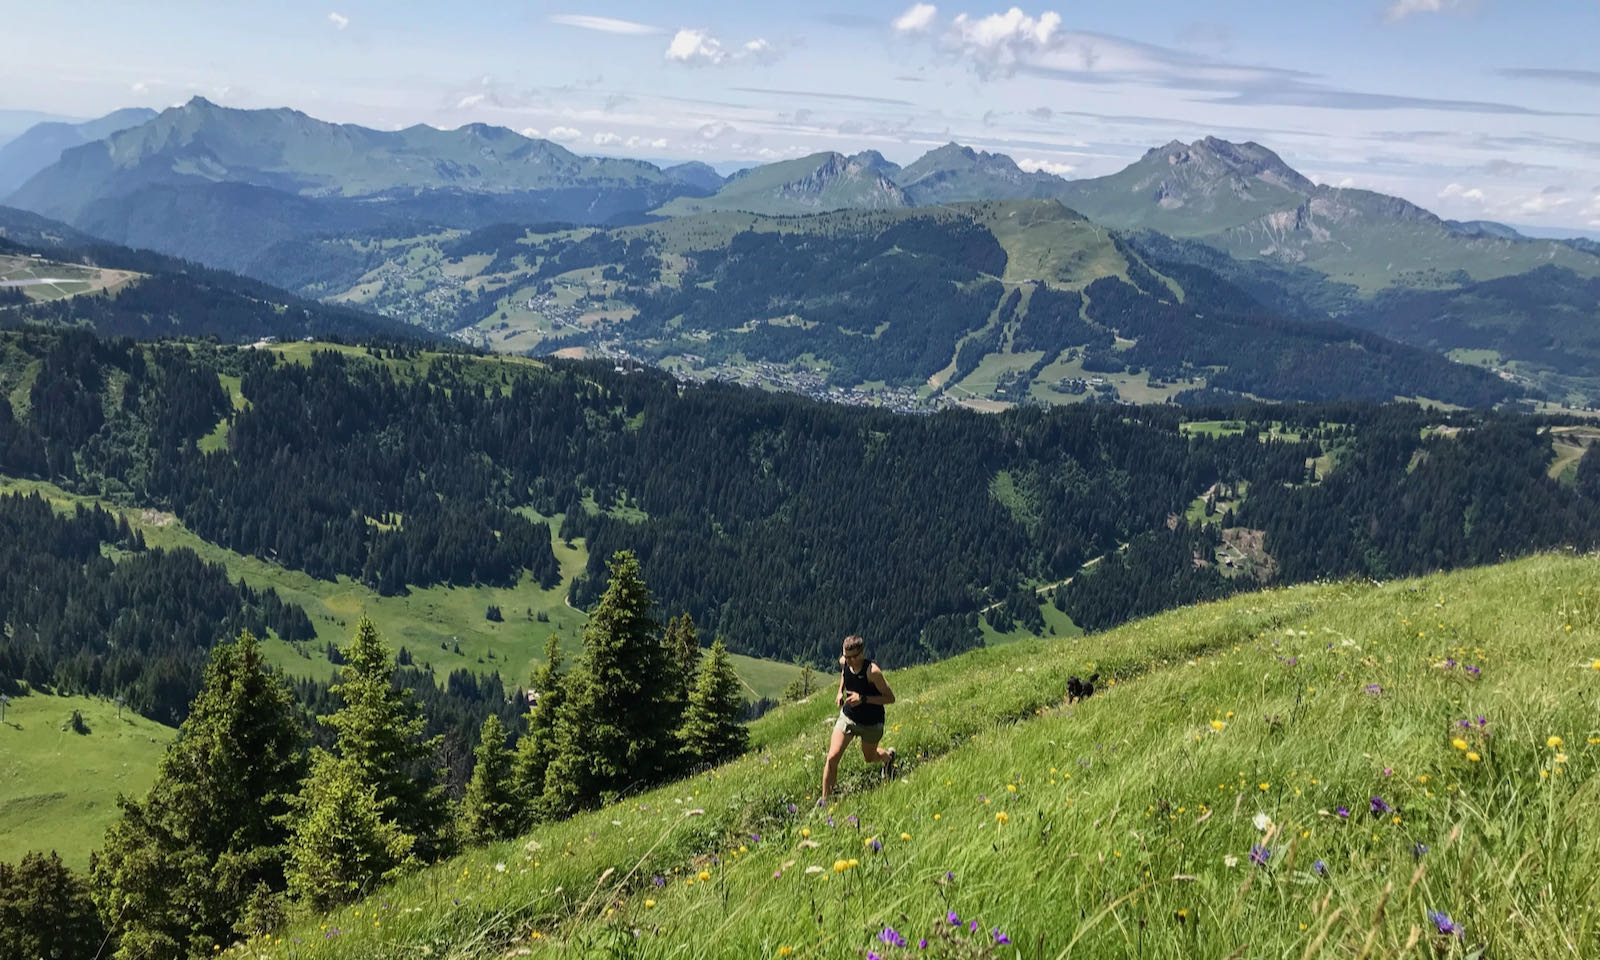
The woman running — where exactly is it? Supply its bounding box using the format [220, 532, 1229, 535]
[820, 634, 896, 803]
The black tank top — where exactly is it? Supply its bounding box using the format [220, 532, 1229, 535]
[841, 659, 885, 725]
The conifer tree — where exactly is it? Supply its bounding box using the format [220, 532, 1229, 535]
[457, 714, 515, 843]
[316, 616, 447, 860]
[511, 635, 564, 825]
[90, 631, 305, 959]
[283, 752, 414, 911]
[541, 551, 674, 816]
[678, 636, 749, 768]
[0, 852, 106, 960]
[663, 613, 700, 703]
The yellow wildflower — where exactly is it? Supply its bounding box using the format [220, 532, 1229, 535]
[1451, 738, 1468, 751]
[1210, 720, 1226, 731]
[995, 811, 1010, 825]
[698, 870, 711, 881]
[1466, 751, 1481, 762]
[1548, 735, 1564, 748]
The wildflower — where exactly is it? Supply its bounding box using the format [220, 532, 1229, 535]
[698, 870, 711, 882]
[879, 927, 907, 948]
[1555, 753, 1568, 763]
[1428, 910, 1462, 938]
[1007, 784, 1017, 792]
[1363, 684, 1383, 695]
[1548, 735, 1564, 748]
[1211, 720, 1226, 731]
[969, 920, 979, 933]
[919, 938, 928, 949]
[1370, 796, 1391, 815]
[1336, 806, 1350, 819]
[1466, 752, 1481, 762]
[787, 803, 798, 814]
[1223, 854, 1239, 868]
[868, 837, 882, 853]
[1464, 665, 1480, 676]
[947, 911, 960, 925]
[1412, 842, 1429, 859]
[869, 953, 882, 960]
[1252, 813, 1273, 831]
[832, 860, 849, 873]
[900, 832, 911, 841]
[993, 928, 1012, 945]
[1452, 738, 1468, 751]
[778, 948, 793, 957]
[1312, 859, 1327, 876]
[651, 876, 666, 887]
[1250, 844, 1271, 867]
[644, 899, 656, 909]
[995, 811, 1009, 825]
[801, 828, 811, 838]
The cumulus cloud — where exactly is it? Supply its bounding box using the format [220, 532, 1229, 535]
[947, 8, 1063, 76]
[548, 14, 659, 35]
[592, 132, 622, 146]
[1384, 0, 1465, 22]
[327, 11, 349, 30]
[697, 120, 737, 140]
[666, 28, 728, 65]
[130, 81, 149, 94]
[520, 127, 541, 138]
[455, 93, 485, 109]
[893, 3, 939, 34]
[1017, 157, 1075, 176]
[547, 126, 582, 142]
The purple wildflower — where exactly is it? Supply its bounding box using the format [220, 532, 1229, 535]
[1477, 716, 1487, 727]
[993, 928, 1012, 945]
[879, 927, 907, 948]
[869, 952, 882, 960]
[919, 938, 928, 949]
[1444, 658, 1457, 668]
[1312, 859, 1327, 876]
[969, 920, 979, 933]
[1429, 910, 1462, 937]
[1458, 719, 1471, 728]
[947, 911, 960, 925]
[1250, 844, 1271, 867]
[652, 876, 666, 887]
[1412, 842, 1429, 859]
[1370, 796, 1391, 815]
[945, 871, 955, 882]
[847, 815, 859, 826]
[751, 833, 761, 844]
[1336, 806, 1350, 819]
[1465, 665, 1480, 676]
[870, 837, 883, 853]
[787, 803, 798, 814]
[1363, 684, 1383, 695]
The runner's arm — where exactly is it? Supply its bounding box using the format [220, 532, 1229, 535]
[865, 665, 896, 706]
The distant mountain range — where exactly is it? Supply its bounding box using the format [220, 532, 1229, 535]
[3, 98, 1597, 402]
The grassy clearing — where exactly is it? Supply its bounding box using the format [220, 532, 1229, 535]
[0, 694, 175, 869]
[0, 474, 798, 703]
[236, 551, 1600, 960]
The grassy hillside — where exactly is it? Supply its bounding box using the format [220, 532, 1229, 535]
[0, 474, 800, 704]
[0, 693, 175, 869]
[235, 551, 1600, 959]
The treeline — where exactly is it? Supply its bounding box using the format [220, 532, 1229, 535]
[0, 553, 749, 960]
[0, 491, 313, 722]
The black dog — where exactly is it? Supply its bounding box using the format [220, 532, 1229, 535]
[1066, 673, 1100, 704]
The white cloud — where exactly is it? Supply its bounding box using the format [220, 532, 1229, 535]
[520, 127, 541, 138]
[327, 11, 349, 30]
[946, 8, 1064, 76]
[547, 126, 582, 142]
[893, 3, 939, 34]
[593, 131, 622, 146]
[626, 135, 670, 150]
[666, 28, 727, 65]
[548, 14, 659, 36]
[1016, 157, 1075, 176]
[1384, 0, 1465, 22]
[1438, 182, 1485, 203]
[455, 93, 485, 109]
[697, 121, 736, 140]
[130, 81, 149, 94]
[665, 29, 780, 66]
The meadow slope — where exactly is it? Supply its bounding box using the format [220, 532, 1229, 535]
[237, 552, 1600, 959]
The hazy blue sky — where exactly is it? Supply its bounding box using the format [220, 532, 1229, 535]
[3, 0, 1598, 229]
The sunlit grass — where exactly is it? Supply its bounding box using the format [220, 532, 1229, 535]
[239, 552, 1600, 959]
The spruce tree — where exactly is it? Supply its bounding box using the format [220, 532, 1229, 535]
[663, 613, 700, 704]
[541, 551, 674, 816]
[0, 852, 106, 960]
[317, 616, 447, 860]
[90, 631, 305, 959]
[678, 636, 749, 768]
[511, 635, 564, 825]
[283, 752, 414, 911]
[457, 714, 515, 843]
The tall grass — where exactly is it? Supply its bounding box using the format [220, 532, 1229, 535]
[241, 553, 1600, 959]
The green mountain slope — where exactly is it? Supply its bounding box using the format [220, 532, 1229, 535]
[895, 142, 1074, 206]
[246, 551, 1600, 959]
[654, 151, 909, 217]
[7, 98, 677, 221]
[0, 694, 176, 869]
[1058, 137, 1600, 292]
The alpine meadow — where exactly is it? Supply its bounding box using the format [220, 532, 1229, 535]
[3, 3, 1600, 959]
